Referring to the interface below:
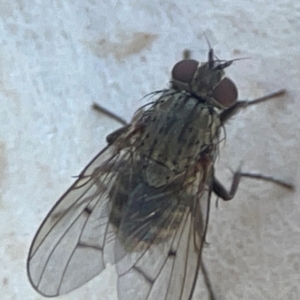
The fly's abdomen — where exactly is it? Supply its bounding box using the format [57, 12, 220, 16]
[109, 165, 188, 251]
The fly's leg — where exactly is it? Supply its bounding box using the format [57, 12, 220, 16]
[201, 260, 217, 300]
[220, 89, 286, 123]
[208, 170, 292, 300]
[237, 172, 294, 190]
[92, 103, 130, 144]
[213, 171, 241, 200]
[93, 101, 148, 145]
[213, 169, 293, 201]
[92, 102, 128, 126]
[216, 88, 294, 197]
[105, 125, 131, 145]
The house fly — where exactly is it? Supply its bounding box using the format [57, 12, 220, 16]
[27, 47, 293, 300]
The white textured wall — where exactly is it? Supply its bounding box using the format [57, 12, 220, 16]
[1, 1, 300, 300]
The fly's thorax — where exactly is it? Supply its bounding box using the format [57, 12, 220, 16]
[134, 90, 221, 188]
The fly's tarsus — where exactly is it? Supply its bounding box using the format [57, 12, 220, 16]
[238, 172, 294, 190]
[200, 260, 217, 300]
[92, 102, 128, 126]
[246, 89, 286, 106]
[220, 89, 287, 123]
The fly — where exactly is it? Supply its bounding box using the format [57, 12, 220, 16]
[27, 46, 293, 300]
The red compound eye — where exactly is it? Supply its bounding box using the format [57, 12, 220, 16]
[171, 59, 199, 84]
[211, 77, 238, 107]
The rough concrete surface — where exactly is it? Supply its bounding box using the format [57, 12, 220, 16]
[1, 1, 300, 300]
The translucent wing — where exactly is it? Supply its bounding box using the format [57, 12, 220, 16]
[27, 138, 132, 296]
[27, 124, 212, 299]
[114, 177, 211, 300]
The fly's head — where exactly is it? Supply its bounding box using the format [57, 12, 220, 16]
[171, 48, 238, 109]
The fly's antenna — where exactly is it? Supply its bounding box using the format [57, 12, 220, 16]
[203, 33, 250, 69]
[203, 34, 215, 68]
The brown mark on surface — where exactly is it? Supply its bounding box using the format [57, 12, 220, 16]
[86, 32, 158, 60]
[5, 240, 26, 261]
[2, 277, 8, 286]
[233, 49, 242, 55]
